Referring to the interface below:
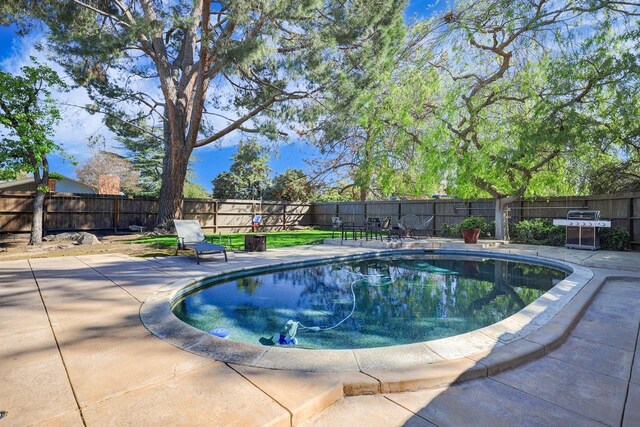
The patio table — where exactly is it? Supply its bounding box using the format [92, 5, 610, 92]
[341, 222, 364, 240]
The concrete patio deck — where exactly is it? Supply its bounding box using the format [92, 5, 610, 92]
[1, 242, 639, 426]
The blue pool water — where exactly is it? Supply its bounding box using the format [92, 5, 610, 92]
[173, 254, 567, 349]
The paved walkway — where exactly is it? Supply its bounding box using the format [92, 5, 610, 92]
[0, 244, 639, 426]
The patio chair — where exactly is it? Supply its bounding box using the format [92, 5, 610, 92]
[387, 217, 404, 240]
[412, 216, 434, 238]
[381, 216, 393, 238]
[366, 217, 392, 241]
[365, 217, 380, 241]
[174, 219, 228, 264]
[399, 214, 434, 239]
[331, 216, 343, 238]
[398, 214, 420, 238]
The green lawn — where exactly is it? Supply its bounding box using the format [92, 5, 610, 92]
[131, 229, 335, 250]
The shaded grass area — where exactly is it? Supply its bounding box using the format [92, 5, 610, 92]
[131, 229, 335, 250]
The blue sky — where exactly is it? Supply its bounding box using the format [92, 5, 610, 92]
[0, 1, 446, 191]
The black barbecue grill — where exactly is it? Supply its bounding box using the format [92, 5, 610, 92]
[552, 210, 611, 250]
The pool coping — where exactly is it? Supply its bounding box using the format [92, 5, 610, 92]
[140, 248, 595, 389]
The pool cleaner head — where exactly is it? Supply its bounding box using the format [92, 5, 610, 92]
[272, 319, 298, 345]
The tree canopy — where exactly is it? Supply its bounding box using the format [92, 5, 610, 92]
[0, 59, 66, 244]
[330, 0, 640, 238]
[422, 0, 639, 238]
[3, 0, 407, 227]
[211, 139, 271, 199]
[76, 151, 141, 195]
[267, 168, 316, 202]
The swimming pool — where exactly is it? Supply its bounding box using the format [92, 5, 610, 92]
[172, 253, 567, 350]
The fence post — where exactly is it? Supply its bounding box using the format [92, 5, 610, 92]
[283, 203, 287, 231]
[113, 197, 119, 233]
[629, 197, 634, 248]
[214, 200, 218, 234]
[432, 201, 436, 237]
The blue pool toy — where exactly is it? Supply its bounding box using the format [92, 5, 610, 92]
[208, 328, 230, 339]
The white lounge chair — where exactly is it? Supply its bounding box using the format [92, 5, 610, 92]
[174, 219, 227, 264]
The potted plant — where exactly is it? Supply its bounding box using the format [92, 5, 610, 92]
[459, 216, 486, 244]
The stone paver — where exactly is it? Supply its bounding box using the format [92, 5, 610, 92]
[231, 365, 345, 425]
[633, 335, 640, 386]
[571, 318, 638, 351]
[0, 355, 79, 426]
[81, 362, 291, 427]
[53, 315, 211, 407]
[601, 279, 640, 296]
[547, 335, 634, 381]
[623, 382, 640, 427]
[493, 356, 628, 425]
[387, 378, 604, 427]
[301, 395, 434, 427]
[1, 247, 640, 426]
[36, 410, 84, 427]
[582, 302, 639, 329]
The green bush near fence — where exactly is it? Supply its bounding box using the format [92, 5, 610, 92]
[505, 220, 629, 250]
[439, 218, 495, 239]
[510, 219, 565, 246]
[599, 227, 630, 251]
[439, 223, 459, 238]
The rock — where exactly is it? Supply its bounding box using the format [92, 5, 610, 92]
[42, 232, 100, 245]
[43, 232, 81, 242]
[77, 232, 101, 245]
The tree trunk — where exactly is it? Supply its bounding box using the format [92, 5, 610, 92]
[156, 139, 191, 229]
[494, 198, 511, 241]
[359, 186, 367, 202]
[29, 162, 49, 246]
[29, 190, 46, 245]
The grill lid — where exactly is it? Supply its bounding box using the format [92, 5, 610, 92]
[567, 210, 600, 220]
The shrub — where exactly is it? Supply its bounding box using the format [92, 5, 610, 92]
[599, 227, 630, 251]
[440, 217, 495, 239]
[511, 219, 565, 246]
[481, 221, 496, 239]
[440, 223, 460, 238]
[459, 216, 486, 230]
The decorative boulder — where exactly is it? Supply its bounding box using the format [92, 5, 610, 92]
[43, 232, 81, 242]
[42, 232, 100, 245]
[77, 232, 101, 245]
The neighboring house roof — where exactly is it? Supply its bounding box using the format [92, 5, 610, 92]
[0, 177, 35, 190]
[0, 175, 97, 194]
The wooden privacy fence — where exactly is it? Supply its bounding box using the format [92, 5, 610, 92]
[0, 192, 312, 234]
[312, 192, 640, 248]
[2, 191, 639, 248]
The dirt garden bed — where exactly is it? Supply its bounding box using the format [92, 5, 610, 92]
[0, 232, 175, 261]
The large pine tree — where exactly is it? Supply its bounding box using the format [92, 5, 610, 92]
[4, 0, 406, 228]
